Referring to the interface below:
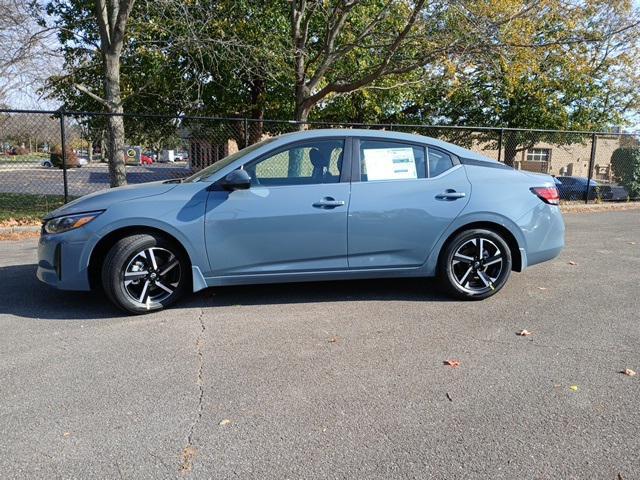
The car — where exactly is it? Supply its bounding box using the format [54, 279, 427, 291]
[41, 157, 88, 168]
[36, 129, 565, 314]
[174, 150, 188, 161]
[553, 176, 599, 201]
[599, 182, 629, 202]
[140, 154, 154, 165]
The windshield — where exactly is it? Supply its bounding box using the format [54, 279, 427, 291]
[183, 137, 278, 183]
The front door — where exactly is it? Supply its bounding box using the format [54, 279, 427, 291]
[204, 138, 350, 276]
[348, 139, 471, 269]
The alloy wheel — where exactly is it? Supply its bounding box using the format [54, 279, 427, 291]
[450, 237, 503, 295]
[122, 247, 181, 305]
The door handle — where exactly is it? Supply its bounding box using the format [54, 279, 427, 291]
[435, 190, 466, 200]
[313, 197, 346, 209]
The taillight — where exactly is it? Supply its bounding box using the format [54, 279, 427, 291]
[530, 186, 560, 205]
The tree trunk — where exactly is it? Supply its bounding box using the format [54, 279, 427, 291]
[104, 53, 127, 187]
[503, 131, 519, 167]
[88, 140, 93, 162]
[100, 131, 107, 163]
[248, 77, 265, 145]
[293, 102, 311, 131]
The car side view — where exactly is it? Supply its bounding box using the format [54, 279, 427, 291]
[37, 129, 565, 314]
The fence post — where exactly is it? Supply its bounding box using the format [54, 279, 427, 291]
[497, 128, 504, 163]
[59, 108, 69, 203]
[585, 133, 597, 204]
[244, 118, 249, 148]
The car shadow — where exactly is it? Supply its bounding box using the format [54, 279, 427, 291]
[0, 264, 454, 321]
[0, 264, 120, 320]
[183, 277, 454, 308]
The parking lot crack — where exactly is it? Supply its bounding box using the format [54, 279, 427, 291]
[179, 308, 206, 475]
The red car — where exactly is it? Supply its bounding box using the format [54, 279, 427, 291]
[140, 154, 154, 165]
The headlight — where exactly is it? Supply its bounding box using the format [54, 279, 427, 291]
[43, 211, 104, 234]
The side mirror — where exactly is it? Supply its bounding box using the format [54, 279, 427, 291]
[222, 169, 251, 191]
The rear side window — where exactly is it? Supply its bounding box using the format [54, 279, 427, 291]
[427, 147, 454, 177]
[359, 140, 426, 181]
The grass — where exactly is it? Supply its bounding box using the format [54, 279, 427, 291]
[0, 152, 49, 164]
[0, 193, 68, 224]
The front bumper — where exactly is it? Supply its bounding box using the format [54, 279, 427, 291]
[37, 231, 92, 291]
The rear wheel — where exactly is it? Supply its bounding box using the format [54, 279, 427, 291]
[439, 229, 512, 300]
[101, 233, 189, 314]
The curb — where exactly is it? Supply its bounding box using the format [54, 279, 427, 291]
[560, 203, 640, 213]
[0, 225, 40, 234]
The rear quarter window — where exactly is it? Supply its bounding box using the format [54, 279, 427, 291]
[427, 147, 455, 177]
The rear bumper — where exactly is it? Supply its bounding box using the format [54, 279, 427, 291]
[36, 232, 91, 291]
[516, 203, 565, 268]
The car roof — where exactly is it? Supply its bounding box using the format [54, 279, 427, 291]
[270, 128, 496, 163]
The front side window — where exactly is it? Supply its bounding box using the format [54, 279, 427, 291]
[245, 139, 344, 186]
[359, 140, 426, 181]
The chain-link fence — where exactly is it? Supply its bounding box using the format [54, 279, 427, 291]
[1, 109, 639, 223]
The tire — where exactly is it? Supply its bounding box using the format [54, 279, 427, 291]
[438, 229, 512, 300]
[101, 233, 190, 314]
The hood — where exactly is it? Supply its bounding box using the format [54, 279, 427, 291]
[44, 181, 178, 220]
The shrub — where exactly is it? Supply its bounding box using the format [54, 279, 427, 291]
[610, 147, 640, 200]
[14, 146, 28, 155]
[49, 145, 79, 168]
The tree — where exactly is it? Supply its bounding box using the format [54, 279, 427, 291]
[44, 0, 136, 187]
[611, 147, 640, 199]
[0, 0, 60, 107]
[398, 0, 640, 165]
[289, 0, 440, 125]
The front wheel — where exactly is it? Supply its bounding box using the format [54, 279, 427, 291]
[101, 233, 190, 314]
[438, 229, 512, 300]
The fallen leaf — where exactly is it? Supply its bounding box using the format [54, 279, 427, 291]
[63, 432, 71, 437]
[179, 446, 197, 473]
[537, 287, 548, 291]
[517, 329, 532, 336]
[568, 261, 577, 266]
[328, 336, 339, 343]
[446, 392, 453, 402]
[628, 242, 636, 245]
[219, 419, 231, 426]
[569, 385, 579, 391]
[443, 360, 461, 368]
[623, 368, 636, 377]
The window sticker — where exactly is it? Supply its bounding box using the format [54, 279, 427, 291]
[363, 147, 417, 180]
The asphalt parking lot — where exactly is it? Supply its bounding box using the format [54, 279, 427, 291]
[0, 163, 190, 197]
[0, 210, 639, 479]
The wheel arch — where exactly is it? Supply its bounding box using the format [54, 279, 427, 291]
[87, 225, 192, 290]
[436, 221, 524, 273]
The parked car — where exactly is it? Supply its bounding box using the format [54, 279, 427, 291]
[37, 129, 564, 314]
[42, 157, 88, 168]
[140, 154, 154, 165]
[598, 183, 629, 202]
[553, 176, 600, 201]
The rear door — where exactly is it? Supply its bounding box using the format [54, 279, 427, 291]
[347, 138, 471, 269]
